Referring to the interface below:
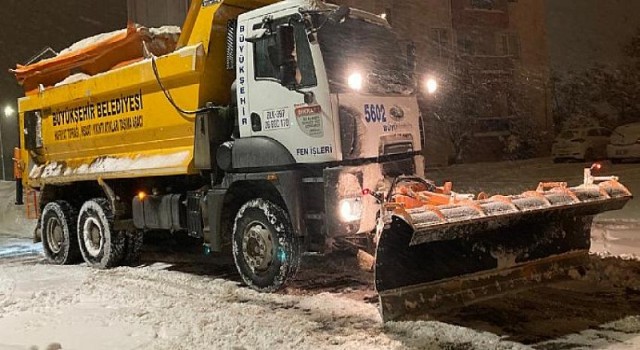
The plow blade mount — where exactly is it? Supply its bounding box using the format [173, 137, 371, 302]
[375, 180, 632, 322]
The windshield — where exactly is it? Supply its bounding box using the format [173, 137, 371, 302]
[317, 17, 415, 95]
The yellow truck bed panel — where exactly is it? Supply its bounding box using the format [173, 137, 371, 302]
[19, 44, 206, 186]
[29, 148, 192, 185]
[17, 0, 279, 188]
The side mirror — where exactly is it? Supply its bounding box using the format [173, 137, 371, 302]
[328, 6, 350, 24]
[277, 24, 297, 89]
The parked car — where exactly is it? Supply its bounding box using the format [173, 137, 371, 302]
[552, 127, 611, 162]
[607, 122, 640, 163]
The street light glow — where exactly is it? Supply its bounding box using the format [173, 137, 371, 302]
[425, 78, 438, 94]
[4, 106, 15, 118]
[347, 72, 363, 91]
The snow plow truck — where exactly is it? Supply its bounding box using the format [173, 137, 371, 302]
[12, 0, 632, 321]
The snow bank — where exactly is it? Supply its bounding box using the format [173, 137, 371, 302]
[0, 263, 536, 350]
[1, 248, 639, 349]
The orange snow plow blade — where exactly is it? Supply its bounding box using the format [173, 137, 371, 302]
[374, 168, 633, 322]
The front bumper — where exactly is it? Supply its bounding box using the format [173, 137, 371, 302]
[324, 155, 424, 238]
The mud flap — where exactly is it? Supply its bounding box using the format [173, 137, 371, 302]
[374, 198, 630, 322]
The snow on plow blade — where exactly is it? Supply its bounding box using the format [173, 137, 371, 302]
[375, 173, 632, 322]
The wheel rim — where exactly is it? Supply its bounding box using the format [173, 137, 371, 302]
[45, 217, 64, 254]
[242, 221, 274, 272]
[82, 217, 103, 257]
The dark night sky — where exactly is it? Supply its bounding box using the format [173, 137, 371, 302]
[546, 0, 640, 73]
[0, 0, 127, 179]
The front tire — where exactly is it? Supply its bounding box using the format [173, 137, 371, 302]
[77, 198, 124, 269]
[232, 199, 301, 292]
[41, 201, 81, 265]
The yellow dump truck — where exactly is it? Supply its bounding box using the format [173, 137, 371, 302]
[14, 0, 632, 321]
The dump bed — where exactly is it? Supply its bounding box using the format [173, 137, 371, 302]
[19, 44, 205, 186]
[15, 1, 262, 188]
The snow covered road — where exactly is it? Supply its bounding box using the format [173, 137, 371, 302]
[0, 158, 639, 350]
[1, 243, 640, 350]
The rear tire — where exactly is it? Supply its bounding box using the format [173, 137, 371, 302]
[41, 201, 81, 265]
[77, 198, 124, 269]
[232, 198, 300, 292]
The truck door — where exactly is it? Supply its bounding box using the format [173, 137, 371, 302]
[236, 14, 337, 164]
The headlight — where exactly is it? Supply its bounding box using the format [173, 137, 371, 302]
[347, 72, 363, 91]
[425, 78, 438, 94]
[339, 197, 363, 223]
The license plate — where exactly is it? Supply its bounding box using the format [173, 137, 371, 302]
[263, 108, 291, 131]
[616, 150, 628, 156]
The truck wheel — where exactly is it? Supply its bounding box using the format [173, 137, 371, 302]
[121, 230, 144, 266]
[232, 199, 301, 292]
[77, 198, 124, 269]
[41, 201, 81, 265]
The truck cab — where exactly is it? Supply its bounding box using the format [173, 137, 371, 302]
[209, 1, 424, 289]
